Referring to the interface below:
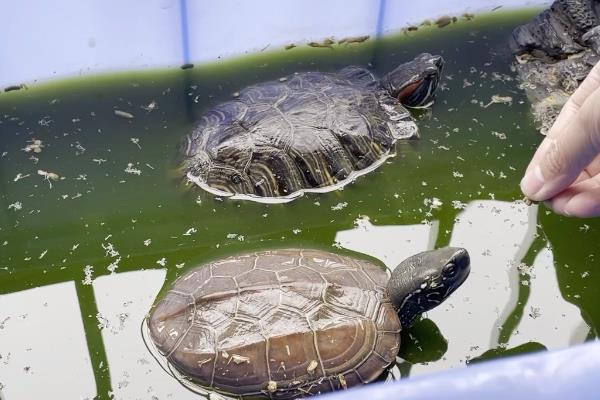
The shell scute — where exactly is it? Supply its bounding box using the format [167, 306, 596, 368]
[148, 249, 398, 399]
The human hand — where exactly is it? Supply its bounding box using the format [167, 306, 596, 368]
[520, 61, 600, 217]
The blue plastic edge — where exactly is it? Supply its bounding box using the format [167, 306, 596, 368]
[321, 341, 600, 400]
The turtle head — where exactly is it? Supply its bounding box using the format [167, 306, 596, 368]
[381, 53, 444, 108]
[388, 247, 470, 328]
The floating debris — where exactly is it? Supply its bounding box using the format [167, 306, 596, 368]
[308, 38, 335, 48]
[102, 242, 120, 258]
[13, 173, 30, 182]
[425, 197, 443, 210]
[284, 43, 297, 50]
[307, 360, 318, 374]
[491, 131, 507, 140]
[338, 35, 370, 45]
[4, 84, 27, 92]
[38, 117, 53, 126]
[462, 13, 475, 21]
[8, 202, 22, 211]
[23, 139, 44, 153]
[72, 141, 86, 155]
[528, 306, 541, 319]
[156, 258, 167, 267]
[180, 63, 194, 70]
[141, 100, 158, 112]
[124, 163, 142, 175]
[37, 169, 60, 188]
[338, 374, 348, 390]
[435, 15, 455, 28]
[452, 200, 467, 210]
[106, 257, 121, 273]
[230, 354, 250, 365]
[183, 227, 197, 236]
[483, 95, 513, 108]
[331, 202, 348, 211]
[114, 109, 134, 119]
[267, 381, 277, 392]
[130, 137, 141, 149]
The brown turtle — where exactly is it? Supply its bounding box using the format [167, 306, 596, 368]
[146, 247, 470, 398]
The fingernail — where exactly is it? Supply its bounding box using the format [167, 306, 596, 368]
[520, 165, 545, 198]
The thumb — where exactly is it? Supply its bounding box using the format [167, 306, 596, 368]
[521, 86, 600, 201]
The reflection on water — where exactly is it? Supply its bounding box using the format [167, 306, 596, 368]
[92, 270, 198, 400]
[413, 200, 536, 373]
[334, 216, 438, 270]
[0, 199, 593, 397]
[507, 246, 589, 349]
[335, 200, 549, 375]
[1, 8, 598, 399]
[0, 282, 96, 399]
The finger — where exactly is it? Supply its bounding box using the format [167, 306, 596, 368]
[546, 174, 600, 217]
[520, 85, 600, 201]
[522, 61, 600, 177]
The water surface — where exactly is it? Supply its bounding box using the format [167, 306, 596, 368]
[1, 9, 599, 400]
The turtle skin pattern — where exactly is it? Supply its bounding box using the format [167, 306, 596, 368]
[181, 67, 416, 199]
[148, 249, 402, 399]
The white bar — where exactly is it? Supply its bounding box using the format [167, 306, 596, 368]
[412, 200, 538, 374]
[334, 215, 437, 270]
[507, 246, 589, 349]
[0, 0, 551, 87]
[0, 282, 96, 399]
[92, 269, 198, 400]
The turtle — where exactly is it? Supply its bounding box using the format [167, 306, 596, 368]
[146, 246, 470, 399]
[180, 53, 444, 202]
[509, 0, 600, 134]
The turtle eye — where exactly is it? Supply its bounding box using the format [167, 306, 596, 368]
[442, 263, 457, 278]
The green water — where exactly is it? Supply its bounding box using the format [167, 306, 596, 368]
[1, 9, 599, 400]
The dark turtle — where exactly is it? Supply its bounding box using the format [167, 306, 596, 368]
[146, 247, 470, 399]
[181, 53, 444, 202]
[510, 0, 600, 134]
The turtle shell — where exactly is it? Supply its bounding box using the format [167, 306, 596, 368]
[181, 67, 417, 201]
[147, 249, 401, 399]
